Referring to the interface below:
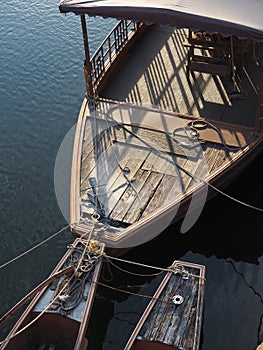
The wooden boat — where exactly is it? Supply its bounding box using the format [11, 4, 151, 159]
[124, 260, 206, 350]
[58, 0, 263, 249]
[0, 238, 104, 350]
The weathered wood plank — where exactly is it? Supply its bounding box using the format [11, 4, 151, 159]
[82, 144, 150, 217]
[113, 124, 199, 157]
[142, 151, 185, 177]
[141, 173, 184, 218]
[202, 142, 221, 171]
[109, 169, 151, 222]
[138, 266, 203, 349]
[82, 118, 112, 163]
[210, 146, 231, 172]
[101, 151, 150, 216]
[122, 171, 164, 223]
[186, 141, 238, 189]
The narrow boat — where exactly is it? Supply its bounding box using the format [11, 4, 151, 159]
[0, 238, 104, 350]
[124, 260, 206, 350]
[58, 0, 263, 249]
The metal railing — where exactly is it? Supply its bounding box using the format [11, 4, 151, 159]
[90, 20, 143, 92]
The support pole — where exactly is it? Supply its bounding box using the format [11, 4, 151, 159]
[80, 14, 94, 101]
[255, 58, 263, 131]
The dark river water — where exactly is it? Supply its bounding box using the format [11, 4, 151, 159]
[1, 1, 263, 350]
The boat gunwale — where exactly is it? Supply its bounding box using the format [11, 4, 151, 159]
[124, 260, 206, 350]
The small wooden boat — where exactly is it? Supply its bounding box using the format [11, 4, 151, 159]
[0, 238, 104, 350]
[58, 0, 263, 249]
[125, 260, 206, 350]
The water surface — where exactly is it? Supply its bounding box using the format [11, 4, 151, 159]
[1, 1, 263, 349]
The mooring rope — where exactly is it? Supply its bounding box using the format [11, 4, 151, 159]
[49, 240, 101, 315]
[103, 253, 206, 281]
[92, 280, 175, 305]
[185, 120, 246, 151]
[0, 224, 71, 271]
[104, 255, 163, 277]
[0, 240, 102, 344]
[0, 268, 75, 346]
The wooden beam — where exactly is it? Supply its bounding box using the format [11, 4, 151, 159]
[80, 14, 94, 100]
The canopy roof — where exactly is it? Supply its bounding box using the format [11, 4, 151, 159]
[59, 0, 263, 42]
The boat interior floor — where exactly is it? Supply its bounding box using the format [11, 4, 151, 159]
[80, 103, 246, 231]
[101, 25, 263, 129]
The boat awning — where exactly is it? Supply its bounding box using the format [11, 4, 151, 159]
[59, 0, 263, 42]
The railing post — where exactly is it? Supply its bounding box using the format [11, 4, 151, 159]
[255, 59, 263, 131]
[80, 14, 94, 102]
[108, 37, 112, 63]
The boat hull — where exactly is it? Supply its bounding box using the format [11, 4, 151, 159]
[70, 98, 263, 249]
[1, 239, 104, 350]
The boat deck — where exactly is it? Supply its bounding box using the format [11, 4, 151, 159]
[101, 25, 262, 128]
[72, 25, 262, 243]
[79, 104, 242, 229]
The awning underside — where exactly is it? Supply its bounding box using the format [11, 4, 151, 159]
[59, 0, 263, 42]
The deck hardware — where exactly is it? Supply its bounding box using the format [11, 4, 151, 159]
[190, 130, 198, 138]
[92, 213, 100, 221]
[123, 166, 130, 173]
[172, 295, 184, 305]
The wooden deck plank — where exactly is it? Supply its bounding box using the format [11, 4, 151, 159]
[202, 142, 222, 172]
[82, 118, 112, 163]
[142, 151, 187, 177]
[141, 173, 184, 218]
[81, 140, 118, 193]
[176, 157, 201, 192]
[81, 124, 113, 190]
[122, 171, 164, 224]
[186, 141, 239, 188]
[113, 124, 192, 156]
[84, 145, 150, 217]
[138, 267, 202, 348]
[210, 146, 233, 173]
[101, 151, 150, 216]
[109, 168, 151, 222]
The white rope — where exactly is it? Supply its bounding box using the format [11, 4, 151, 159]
[104, 255, 162, 277]
[0, 224, 71, 271]
[206, 181, 263, 212]
[103, 254, 206, 281]
[0, 270, 75, 346]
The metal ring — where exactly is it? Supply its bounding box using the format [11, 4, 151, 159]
[172, 295, 184, 305]
[190, 120, 208, 130]
[92, 213, 100, 221]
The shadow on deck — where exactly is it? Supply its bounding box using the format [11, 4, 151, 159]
[101, 25, 262, 128]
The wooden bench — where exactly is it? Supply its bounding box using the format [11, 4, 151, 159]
[183, 31, 249, 79]
[186, 54, 232, 78]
